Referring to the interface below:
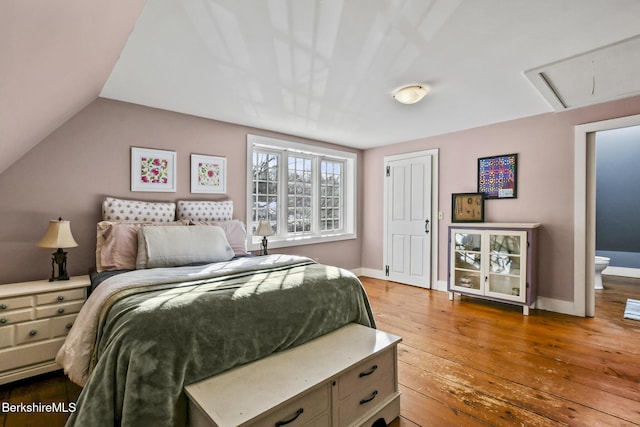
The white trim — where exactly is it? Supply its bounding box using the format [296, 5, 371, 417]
[246, 134, 357, 251]
[603, 266, 640, 279]
[382, 149, 439, 289]
[535, 296, 576, 316]
[574, 113, 640, 317]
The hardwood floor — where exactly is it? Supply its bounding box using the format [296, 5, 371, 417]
[1, 275, 639, 427]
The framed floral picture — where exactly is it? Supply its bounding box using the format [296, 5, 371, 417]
[191, 154, 227, 194]
[131, 147, 177, 192]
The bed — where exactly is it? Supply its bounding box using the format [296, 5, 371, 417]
[56, 198, 375, 427]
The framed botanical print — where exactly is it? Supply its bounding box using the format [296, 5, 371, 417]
[478, 153, 517, 199]
[191, 154, 227, 194]
[131, 147, 176, 192]
[452, 192, 485, 223]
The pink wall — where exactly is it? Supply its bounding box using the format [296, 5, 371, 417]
[0, 98, 363, 285]
[363, 95, 640, 302]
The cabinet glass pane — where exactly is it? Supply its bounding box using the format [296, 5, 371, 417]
[490, 254, 521, 276]
[454, 232, 481, 251]
[488, 274, 521, 296]
[490, 234, 520, 255]
[453, 270, 481, 290]
[455, 251, 481, 271]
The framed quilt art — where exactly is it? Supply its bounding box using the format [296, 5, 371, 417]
[477, 153, 518, 199]
[131, 147, 176, 192]
[191, 154, 227, 194]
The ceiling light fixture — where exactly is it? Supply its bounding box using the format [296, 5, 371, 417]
[393, 85, 429, 104]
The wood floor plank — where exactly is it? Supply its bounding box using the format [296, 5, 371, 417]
[362, 275, 640, 426]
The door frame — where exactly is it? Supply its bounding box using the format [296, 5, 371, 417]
[574, 113, 640, 316]
[383, 149, 439, 288]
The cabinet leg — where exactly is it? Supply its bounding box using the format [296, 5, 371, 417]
[448, 292, 454, 301]
[523, 305, 530, 316]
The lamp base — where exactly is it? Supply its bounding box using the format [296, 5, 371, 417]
[49, 248, 70, 282]
[261, 236, 269, 256]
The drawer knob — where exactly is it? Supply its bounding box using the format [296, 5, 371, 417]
[275, 408, 304, 426]
[65, 323, 73, 330]
[29, 330, 38, 336]
[58, 308, 65, 314]
[0, 317, 6, 324]
[359, 364, 378, 378]
[57, 295, 65, 301]
[359, 390, 378, 405]
[1, 304, 7, 310]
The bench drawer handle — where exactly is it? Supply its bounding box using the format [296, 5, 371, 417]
[359, 364, 378, 378]
[275, 408, 303, 426]
[66, 323, 73, 330]
[1, 304, 7, 310]
[29, 330, 38, 336]
[0, 317, 6, 324]
[57, 295, 65, 301]
[359, 390, 378, 405]
[58, 308, 65, 314]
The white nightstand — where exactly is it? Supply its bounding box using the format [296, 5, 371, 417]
[0, 275, 89, 384]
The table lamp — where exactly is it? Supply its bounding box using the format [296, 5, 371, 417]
[38, 217, 78, 281]
[255, 220, 274, 256]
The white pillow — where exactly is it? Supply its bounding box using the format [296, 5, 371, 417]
[102, 197, 176, 223]
[189, 220, 248, 256]
[176, 200, 233, 222]
[136, 225, 234, 269]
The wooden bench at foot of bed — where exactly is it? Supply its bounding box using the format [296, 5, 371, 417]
[185, 323, 402, 427]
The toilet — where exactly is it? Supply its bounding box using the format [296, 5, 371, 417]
[594, 256, 610, 290]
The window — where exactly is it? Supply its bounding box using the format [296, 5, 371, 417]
[247, 134, 356, 250]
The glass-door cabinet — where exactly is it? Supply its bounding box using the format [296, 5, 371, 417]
[448, 224, 540, 315]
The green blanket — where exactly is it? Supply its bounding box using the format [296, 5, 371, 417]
[65, 259, 375, 427]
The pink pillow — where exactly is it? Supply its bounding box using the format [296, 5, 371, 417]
[190, 220, 248, 256]
[96, 220, 189, 272]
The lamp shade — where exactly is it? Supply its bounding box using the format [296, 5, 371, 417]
[393, 85, 429, 104]
[38, 219, 78, 249]
[255, 220, 274, 237]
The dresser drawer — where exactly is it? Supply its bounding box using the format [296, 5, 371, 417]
[337, 378, 395, 427]
[36, 288, 85, 305]
[0, 308, 33, 326]
[338, 347, 395, 399]
[248, 384, 330, 427]
[36, 300, 84, 319]
[16, 319, 51, 345]
[0, 295, 32, 311]
[51, 314, 77, 338]
[0, 338, 65, 373]
[0, 326, 14, 349]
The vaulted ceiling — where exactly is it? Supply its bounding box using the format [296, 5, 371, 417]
[2, 0, 640, 175]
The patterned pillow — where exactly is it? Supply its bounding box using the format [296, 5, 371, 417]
[102, 197, 176, 223]
[176, 200, 233, 222]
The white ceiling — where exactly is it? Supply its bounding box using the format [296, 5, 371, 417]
[100, 0, 640, 150]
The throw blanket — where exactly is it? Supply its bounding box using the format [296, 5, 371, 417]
[59, 255, 375, 427]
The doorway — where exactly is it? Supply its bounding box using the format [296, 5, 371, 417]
[383, 149, 439, 288]
[574, 113, 640, 316]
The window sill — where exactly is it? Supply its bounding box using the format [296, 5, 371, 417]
[248, 232, 357, 251]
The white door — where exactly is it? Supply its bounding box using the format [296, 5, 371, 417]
[385, 154, 432, 288]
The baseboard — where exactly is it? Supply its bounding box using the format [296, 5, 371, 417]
[603, 266, 640, 279]
[535, 296, 576, 316]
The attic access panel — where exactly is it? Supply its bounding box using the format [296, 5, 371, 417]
[525, 35, 640, 110]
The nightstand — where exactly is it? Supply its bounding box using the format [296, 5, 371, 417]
[0, 275, 89, 384]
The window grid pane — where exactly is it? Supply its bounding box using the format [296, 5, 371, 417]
[252, 151, 279, 233]
[320, 160, 343, 232]
[287, 156, 313, 234]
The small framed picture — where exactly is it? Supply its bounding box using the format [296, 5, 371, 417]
[452, 192, 485, 223]
[191, 154, 227, 194]
[131, 147, 176, 192]
[478, 153, 517, 199]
